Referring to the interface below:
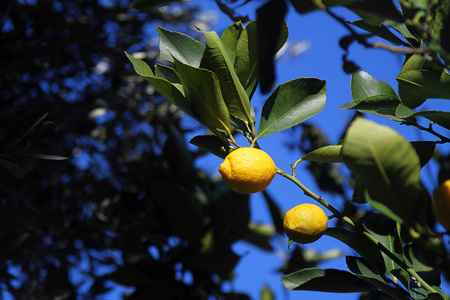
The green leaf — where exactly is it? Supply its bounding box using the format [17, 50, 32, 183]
[189, 135, 231, 159]
[157, 26, 205, 67]
[154, 64, 181, 85]
[346, 256, 409, 300]
[341, 70, 400, 110]
[347, 0, 403, 26]
[125, 52, 192, 116]
[342, 117, 423, 226]
[325, 228, 386, 273]
[235, 20, 259, 98]
[301, 145, 343, 163]
[173, 58, 232, 132]
[281, 268, 378, 293]
[396, 104, 450, 130]
[199, 28, 253, 125]
[410, 141, 436, 168]
[350, 20, 406, 46]
[362, 213, 403, 274]
[220, 21, 244, 64]
[384, 19, 420, 47]
[256, 78, 326, 140]
[396, 54, 450, 108]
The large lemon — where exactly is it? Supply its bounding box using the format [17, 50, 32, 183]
[218, 147, 276, 194]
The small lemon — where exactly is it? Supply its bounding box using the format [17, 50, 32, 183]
[433, 179, 450, 231]
[218, 147, 276, 194]
[283, 203, 328, 244]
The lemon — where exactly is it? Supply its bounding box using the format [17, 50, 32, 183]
[218, 147, 276, 194]
[283, 203, 328, 244]
[433, 179, 450, 231]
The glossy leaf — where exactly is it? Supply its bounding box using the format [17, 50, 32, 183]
[346, 256, 409, 300]
[200, 28, 253, 124]
[125, 52, 192, 116]
[256, 78, 326, 140]
[157, 26, 205, 67]
[342, 117, 423, 225]
[397, 54, 450, 108]
[301, 145, 343, 163]
[281, 268, 378, 293]
[173, 58, 232, 132]
[396, 104, 450, 130]
[325, 228, 386, 273]
[363, 213, 403, 274]
[340, 70, 400, 110]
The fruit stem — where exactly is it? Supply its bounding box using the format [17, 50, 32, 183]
[277, 166, 439, 296]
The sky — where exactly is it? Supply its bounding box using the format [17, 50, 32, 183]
[186, 1, 450, 300]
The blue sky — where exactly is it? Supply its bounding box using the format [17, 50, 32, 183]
[187, 1, 450, 299]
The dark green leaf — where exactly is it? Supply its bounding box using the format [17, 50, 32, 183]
[325, 228, 386, 273]
[154, 64, 181, 84]
[346, 256, 409, 300]
[350, 20, 406, 46]
[173, 58, 232, 132]
[347, 0, 403, 26]
[200, 28, 253, 125]
[301, 145, 343, 163]
[256, 78, 326, 140]
[346, 70, 400, 105]
[362, 213, 403, 274]
[126, 52, 192, 116]
[396, 54, 450, 108]
[281, 268, 378, 293]
[396, 104, 450, 130]
[189, 135, 231, 159]
[235, 21, 259, 98]
[157, 26, 205, 67]
[410, 141, 436, 168]
[221, 21, 245, 64]
[342, 117, 423, 226]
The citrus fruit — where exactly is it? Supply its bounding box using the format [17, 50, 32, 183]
[218, 147, 276, 194]
[433, 179, 450, 231]
[283, 203, 328, 244]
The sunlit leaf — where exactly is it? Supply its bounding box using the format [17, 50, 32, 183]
[256, 78, 326, 140]
[157, 26, 205, 67]
[235, 21, 259, 98]
[301, 145, 343, 163]
[397, 54, 450, 108]
[342, 117, 423, 226]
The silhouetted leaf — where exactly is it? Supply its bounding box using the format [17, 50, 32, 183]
[281, 268, 378, 292]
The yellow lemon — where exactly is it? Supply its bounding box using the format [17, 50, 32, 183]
[218, 147, 276, 194]
[283, 203, 328, 244]
[433, 179, 450, 231]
